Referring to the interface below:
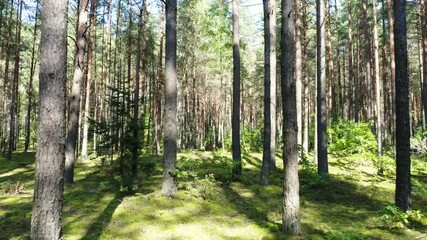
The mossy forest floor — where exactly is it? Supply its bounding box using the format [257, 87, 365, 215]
[1, 150, 426, 239]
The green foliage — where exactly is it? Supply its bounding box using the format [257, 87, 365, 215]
[299, 153, 330, 188]
[328, 120, 377, 157]
[194, 174, 219, 200]
[410, 127, 427, 155]
[0, 180, 25, 195]
[98, 180, 113, 192]
[379, 204, 425, 229]
[324, 230, 364, 240]
[242, 126, 263, 152]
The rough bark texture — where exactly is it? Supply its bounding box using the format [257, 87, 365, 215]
[295, 0, 302, 153]
[393, 0, 411, 212]
[162, 0, 178, 196]
[317, 0, 328, 174]
[387, 0, 396, 142]
[31, 0, 68, 238]
[232, 0, 242, 178]
[260, 0, 276, 186]
[281, 0, 301, 235]
[65, 0, 89, 184]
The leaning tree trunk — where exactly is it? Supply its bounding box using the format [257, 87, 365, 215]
[281, 0, 300, 235]
[260, 0, 276, 186]
[65, 0, 89, 184]
[162, 0, 178, 196]
[232, 0, 242, 178]
[317, 0, 328, 174]
[31, 0, 68, 238]
[394, 0, 411, 212]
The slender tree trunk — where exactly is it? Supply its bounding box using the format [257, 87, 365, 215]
[302, 0, 310, 154]
[387, 0, 396, 143]
[25, 0, 39, 153]
[281, 0, 300, 234]
[260, 0, 276, 186]
[81, 0, 96, 162]
[162, 0, 178, 196]
[9, 0, 22, 159]
[65, 0, 89, 184]
[348, 1, 354, 120]
[317, 0, 328, 174]
[326, 0, 335, 122]
[372, 0, 382, 156]
[232, 0, 242, 178]
[295, 0, 303, 152]
[363, 0, 372, 121]
[155, 3, 165, 156]
[31, 0, 68, 238]
[421, 0, 427, 126]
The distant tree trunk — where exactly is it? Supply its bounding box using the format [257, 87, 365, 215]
[232, 0, 242, 178]
[281, 0, 300, 235]
[387, 0, 396, 143]
[295, 0, 303, 151]
[260, 0, 276, 186]
[132, 3, 143, 187]
[81, 0, 95, 162]
[162, 0, 178, 196]
[317, 0, 328, 174]
[25, 0, 39, 153]
[348, 1, 354, 120]
[421, 0, 427, 126]
[372, 0, 382, 156]
[65, 0, 88, 184]
[363, 0, 372, 121]
[9, 0, 23, 159]
[394, 0, 411, 212]
[100, 0, 111, 123]
[31, 0, 68, 238]
[302, 0, 310, 154]
[155, 3, 165, 156]
[326, 0, 335, 122]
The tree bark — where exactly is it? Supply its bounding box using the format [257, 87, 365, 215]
[372, 0, 382, 156]
[317, 0, 328, 174]
[394, 0, 411, 212]
[421, 0, 427, 126]
[162, 0, 178, 196]
[65, 0, 89, 184]
[31, 0, 68, 238]
[232, 0, 242, 178]
[260, 0, 276, 186]
[81, 0, 96, 162]
[25, 0, 39, 153]
[281, 0, 300, 235]
[387, 0, 396, 143]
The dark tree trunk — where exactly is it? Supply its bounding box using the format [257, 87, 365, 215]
[31, 0, 68, 238]
[281, 0, 301, 235]
[422, 0, 427, 126]
[162, 0, 178, 196]
[317, 0, 328, 174]
[25, 0, 39, 153]
[394, 0, 411, 212]
[232, 0, 242, 178]
[260, 0, 276, 186]
[65, 0, 89, 184]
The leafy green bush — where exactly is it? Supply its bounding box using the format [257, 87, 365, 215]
[299, 153, 330, 188]
[328, 120, 377, 157]
[242, 126, 263, 152]
[378, 204, 425, 229]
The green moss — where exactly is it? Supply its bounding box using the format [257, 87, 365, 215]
[1, 151, 426, 239]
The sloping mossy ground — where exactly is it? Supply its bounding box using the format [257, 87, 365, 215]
[0, 150, 426, 239]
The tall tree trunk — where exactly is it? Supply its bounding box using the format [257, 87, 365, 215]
[348, 1, 354, 120]
[421, 0, 427, 126]
[387, 0, 396, 143]
[31, 0, 68, 238]
[162, 0, 178, 196]
[9, 0, 23, 159]
[260, 0, 276, 186]
[281, 0, 300, 235]
[101, 0, 111, 123]
[232, 0, 242, 178]
[394, 0, 411, 212]
[317, 0, 328, 174]
[65, 0, 89, 184]
[81, 0, 96, 162]
[155, 3, 165, 156]
[295, 0, 303, 152]
[372, 0, 382, 156]
[326, 0, 335, 122]
[25, 0, 39, 153]
[363, 0, 372, 121]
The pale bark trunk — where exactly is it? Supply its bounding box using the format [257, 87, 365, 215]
[65, 0, 89, 184]
[372, 0, 382, 156]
